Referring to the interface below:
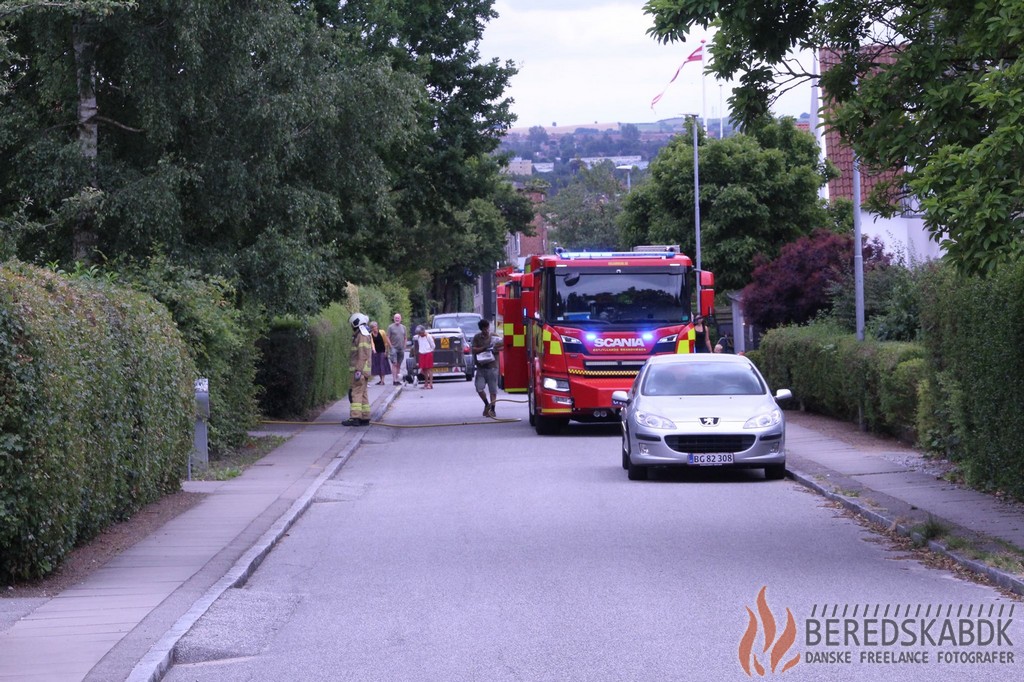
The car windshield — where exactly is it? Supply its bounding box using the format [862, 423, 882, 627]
[642, 363, 766, 396]
[551, 268, 687, 327]
[434, 316, 480, 339]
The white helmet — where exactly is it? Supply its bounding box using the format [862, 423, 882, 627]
[349, 312, 369, 328]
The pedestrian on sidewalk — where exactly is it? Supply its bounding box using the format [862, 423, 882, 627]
[472, 319, 503, 417]
[413, 325, 436, 388]
[387, 313, 407, 385]
[693, 315, 713, 353]
[343, 312, 373, 426]
[369, 321, 391, 385]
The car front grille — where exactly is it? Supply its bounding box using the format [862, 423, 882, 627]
[664, 434, 756, 454]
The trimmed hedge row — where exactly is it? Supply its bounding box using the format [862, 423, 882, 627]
[255, 284, 413, 420]
[0, 262, 195, 582]
[754, 323, 925, 441]
[256, 304, 349, 419]
[121, 257, 261, 454]
[916, 262, 1024, 497]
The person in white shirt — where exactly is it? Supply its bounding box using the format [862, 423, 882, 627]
[413, 325, 436, 388]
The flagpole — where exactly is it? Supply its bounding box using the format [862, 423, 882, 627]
[700, 39, 707, 131]
[719, 83, 723, 138]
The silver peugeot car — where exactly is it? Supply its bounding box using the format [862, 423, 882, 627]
[612, 354, 793, 481]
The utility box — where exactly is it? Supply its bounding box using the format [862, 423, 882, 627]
[192, 377, 210, 474]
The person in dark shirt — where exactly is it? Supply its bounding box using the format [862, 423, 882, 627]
[471, 319, 504, 418]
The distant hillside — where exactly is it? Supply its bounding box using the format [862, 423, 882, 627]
[508, 122, 623, 135]
[508, 120, 688, 136]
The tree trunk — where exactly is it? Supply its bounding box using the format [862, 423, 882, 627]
[72, 21, 98, 263]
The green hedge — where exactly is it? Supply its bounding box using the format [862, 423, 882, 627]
[916, 261, 1024, 496]
[256, 304, 349, 419]
[256, 283, 412, 420]
[0, 261, 195, 581]
[120, 256, 260, 454]
[755, 323, 925, 440]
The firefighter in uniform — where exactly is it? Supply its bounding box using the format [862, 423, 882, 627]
[343, 312, 373, 426]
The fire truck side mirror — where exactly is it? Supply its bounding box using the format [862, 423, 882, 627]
[523, 298, 537, 320]
[698, 270, 715, 317]
[521, 272, 538, 320]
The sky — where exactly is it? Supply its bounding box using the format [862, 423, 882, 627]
[478, 0, 813, 130]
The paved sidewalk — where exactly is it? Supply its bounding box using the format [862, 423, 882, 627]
[785, 418, 1024, 596]
[2, 391, 1023, 681]
[0, 381, 402, 682]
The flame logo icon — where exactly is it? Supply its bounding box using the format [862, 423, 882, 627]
[738, 586, 800, 676]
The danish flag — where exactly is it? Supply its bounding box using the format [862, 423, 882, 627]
[650, 44, 704, 110]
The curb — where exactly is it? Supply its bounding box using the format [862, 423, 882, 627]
[786, 465, 1024, 598]
[126, 387, 403, 682]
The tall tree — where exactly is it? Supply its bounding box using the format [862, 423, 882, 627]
[1, 1, 419, 315]
[741, 229, 889, 330]
[643, 0, 1024, 276]
[544, 161, 624, 251]
[620, 118, 833, 291]
[335, 1, 518, 265]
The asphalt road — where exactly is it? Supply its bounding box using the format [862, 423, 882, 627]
[166, 380, 1023, 682]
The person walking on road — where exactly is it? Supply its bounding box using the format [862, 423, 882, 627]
[343, 312, 373, 426]
[472, 319, 503, 418]
[387, 313, 407, 385]
[413, 325, 436, 388]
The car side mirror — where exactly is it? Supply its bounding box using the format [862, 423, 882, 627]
[774, 389, 793, 402]
[611, 390, 630, 406]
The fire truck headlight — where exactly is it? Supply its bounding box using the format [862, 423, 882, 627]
[561, 334, 584, 350]
[657, 334, 678, 343]
[635, 411, 676, 429]
[542, 377, 571, 392]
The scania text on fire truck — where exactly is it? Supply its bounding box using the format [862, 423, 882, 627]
[496, 246, 715, 435]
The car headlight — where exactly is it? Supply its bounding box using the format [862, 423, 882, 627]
[744, 409, 782, 429]
[542, 376, 571, 392]
[635, 411, 676, 429]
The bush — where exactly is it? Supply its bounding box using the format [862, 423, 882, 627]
[256, 305, 349, 419]
[917, 261, 1024, 496]
[256, 282, 412, 419]
[0, 261, 194, 581]
[758, 322, 924, 440]
[358, 285, 391, 329]
[119, 256, 261, 454]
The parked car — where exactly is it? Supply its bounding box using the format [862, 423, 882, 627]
[431, 312, 483, 380]
[612, 354, 793, 481]
[405, 327, 471, 383]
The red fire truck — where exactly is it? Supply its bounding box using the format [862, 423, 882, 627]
[497, 246, 715, 435]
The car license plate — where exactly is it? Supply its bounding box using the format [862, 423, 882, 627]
[688, 453, 734, 465]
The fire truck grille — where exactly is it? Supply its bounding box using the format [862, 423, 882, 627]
[664, 434, 756, 454]
[575, 360, 646, 377]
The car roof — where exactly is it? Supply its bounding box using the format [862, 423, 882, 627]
[433, 312, 481, 319]
[645, 353, 755, 367]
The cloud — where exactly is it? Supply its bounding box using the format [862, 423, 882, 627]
[480, 1, 811, 129]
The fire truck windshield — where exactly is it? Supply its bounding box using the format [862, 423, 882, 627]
[550, 268, 689, 326]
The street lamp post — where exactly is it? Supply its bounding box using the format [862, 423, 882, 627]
[615, 165, 633, 192]
[851, 77, 865, 341]
[689, 114, 701, 272]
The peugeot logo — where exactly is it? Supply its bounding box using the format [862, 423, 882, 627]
[699, 417, 720, 426]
